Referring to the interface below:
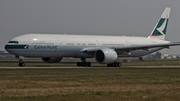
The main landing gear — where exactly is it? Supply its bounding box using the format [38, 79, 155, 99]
[77, 58, 91, 67]
[107, 62, 121, 67]
[139, 57, 144, 61]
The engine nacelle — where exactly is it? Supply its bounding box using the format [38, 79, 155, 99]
[95, 49, 118, 64]
[42, 57, 63, 63]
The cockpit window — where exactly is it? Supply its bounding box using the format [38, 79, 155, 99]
[8, 41, 19, 44]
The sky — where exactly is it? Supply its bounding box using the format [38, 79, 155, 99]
[1, 0, 180, 54]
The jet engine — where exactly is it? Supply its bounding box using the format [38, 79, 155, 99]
[95, 49, 118, 64]
[42, 57, 63, 63]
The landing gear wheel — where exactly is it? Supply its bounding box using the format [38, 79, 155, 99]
[107, 62, 121, 67]
[77, 62, 81, 67]
[117, 62, 121, 67]
[87, 62, 91, 67]
[76, 58, 92, 67]
[80, 62, 84, 66]
[19, 63, 25, 67]
[139, 57, 144, 61]
[18, 59, 25, 67]
[76, 62, 91, 67]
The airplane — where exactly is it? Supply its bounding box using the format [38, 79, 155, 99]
[4, 7, 180, 67]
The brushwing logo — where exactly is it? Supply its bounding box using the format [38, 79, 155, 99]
[156, 18, 167, 36]
[152, 17, 168, 36]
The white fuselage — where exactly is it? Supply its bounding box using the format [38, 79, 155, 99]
[5, 34, 169, 58]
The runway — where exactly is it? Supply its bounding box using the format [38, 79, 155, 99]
[1, 66, 180, 69]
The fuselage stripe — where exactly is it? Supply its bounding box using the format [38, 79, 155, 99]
[5, 45, 28, 49]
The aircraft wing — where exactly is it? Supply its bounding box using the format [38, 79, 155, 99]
[114, 42, 180, 51]
[81, 42, 180, 53]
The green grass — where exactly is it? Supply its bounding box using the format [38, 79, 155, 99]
[0, 68, 180, 101]
[123, 60, 180, 66]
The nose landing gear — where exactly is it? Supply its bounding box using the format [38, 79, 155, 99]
[16, 56, 25, 67]
[19, 59, 25, 67]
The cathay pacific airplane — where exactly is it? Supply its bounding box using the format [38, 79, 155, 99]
[4, 7, 180, 67]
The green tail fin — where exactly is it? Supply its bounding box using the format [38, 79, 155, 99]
[149, 7, 171, 40]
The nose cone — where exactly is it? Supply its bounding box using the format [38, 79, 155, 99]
[4, 44, 8, 51]
[4, 42, 19, 54]
[4, 44, 12, 53]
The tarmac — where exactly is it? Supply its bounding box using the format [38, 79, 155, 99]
[0, 66, 180, 69]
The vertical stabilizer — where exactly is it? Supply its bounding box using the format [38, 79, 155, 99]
[149, 7, 171, 40]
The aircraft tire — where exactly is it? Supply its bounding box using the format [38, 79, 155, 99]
[107, 62, 121, 67]
[117, 62, 121, 67]
[87, 62, 91, 67]
[77, 62, 91, 67]
[19, 63, 25, 67]
[77, 62, 81, 67]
